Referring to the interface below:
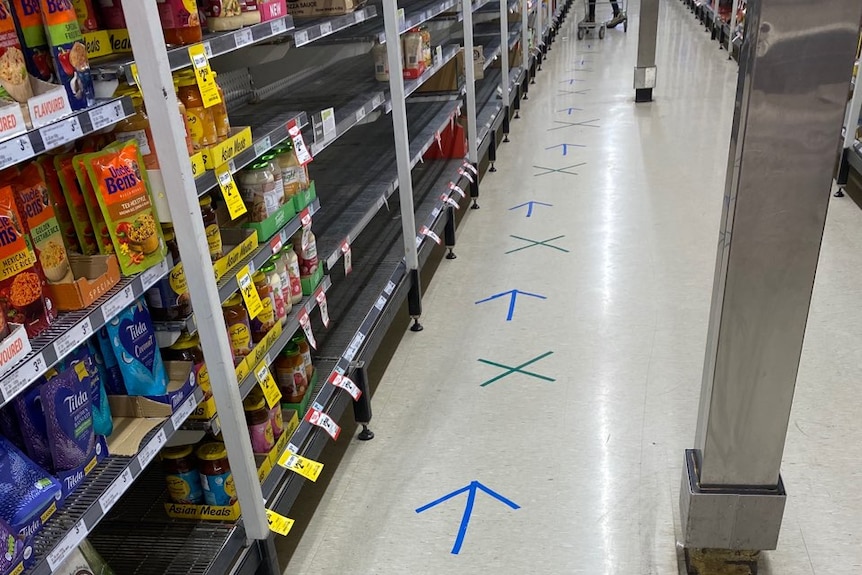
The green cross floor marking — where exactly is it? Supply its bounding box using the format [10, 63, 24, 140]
[506, 235, 569, 254]
[477, 352, 556, 387]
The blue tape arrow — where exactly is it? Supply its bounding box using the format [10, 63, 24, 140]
[509, 200, 553, 218]
[475, 289, 547, 321]
[544, 143, 585, 156]
[416, 481, 520, 554]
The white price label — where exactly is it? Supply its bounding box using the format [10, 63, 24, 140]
[191, 51, 208, 69]
[431, 207, 441, 218]
[203, 41, 213, 58]
[288, 120, 312, 165]
[373, 93, 385, 108]
[341, 241, 352, 275]
[354, 106, 366, 124]
[170, 393, 198, 428]
[141, 259, 169, 287]
[298, 309, 317, 349]
[89, 100, 126, 130]
[462, 161, 478, 175]
[236, 28, 254, 47]
[98, 468, 133, 514]
[102, 285, 135, 320]
[138, 429, 167, 468]
[397, 8, 406, 31]
[272, 18, 287, 35]
[320, 21, 333, 35]
[329, 373, 361, 401]
[0, 135, 34, 168]
[419, 226, 442, 245]
[316, 291, 330, 328]
[254, 135, 272, 158]
[374, 295, 386, 311]
[295, 30, 309, 45]
[55, 319, 93, 358]
[355, 10, 365, 22]
[320, 107, 336, 139]
[0, 353, 44, 402]
[343, 332, 364, 362]
[305, 408, 341, 440]
[458, 167, 474, 183]
[384, 281, 395, 295]
[449, 182, 465, 198]
[47, 519, 88, 570]
[40, 116, 81, 150]
[441, 194, 460, 209]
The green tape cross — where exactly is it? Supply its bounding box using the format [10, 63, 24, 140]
[477, 352, 556, 387]
[505, 235, 570, 254]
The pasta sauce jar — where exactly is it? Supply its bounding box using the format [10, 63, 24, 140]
[243, 396, 275, 454]
[222, 294, 253, 365]
[162, 445, 204, 504]
[197, 443, 236, 506]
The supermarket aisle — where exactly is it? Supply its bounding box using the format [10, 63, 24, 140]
[287, 2, 862, 574]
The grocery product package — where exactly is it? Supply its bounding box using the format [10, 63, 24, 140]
[36, 154, 81, 253]
[105, 298, 168, 396]
[201, 0, 244, 32]
[55, 153, 98, 255]
[94, 327, 125, 395]
[0, 515, 23, 574]
[41, 366, 96, 472]
[9, 0, 55, 82]
[54, 539, 115, 575]
[71, 0, 99, 32]
[63, 342, 113, 437]
[13, 383, 53, 471]
[0, 404, 24, 452]
[0, 184, 56, 337]
[0, 434, 62, 536]
[95, 0, 124, 29]
[72, 153, 112, 255]
[11, 162, 72, 284]
[0, 0, 34, 102]
[81, 140, 166, 275]
[39, 0, 94, 111]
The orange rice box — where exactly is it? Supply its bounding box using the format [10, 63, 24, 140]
[0, 184, 55, 337]
[81, 140, 166, 275]
[55, 153, 98, 255]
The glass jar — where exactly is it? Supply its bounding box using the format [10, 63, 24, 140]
[250, 271, 276, 342]
[199, 194, 223, 262]
[269, 254, 292, 315]
[244, 396, 275, 454]
[372, 40, 389, 82]
[281, 246, 303, 304]
[162, 332, 211, 397]
[114, 94, 158, 170]
[173, 77, 195, 155]
[260, 153, 284, 204]
[177, 73, 219, 150]
[261, 262, 286, 326]
[158, 0, 203, 47]
[210, 71, 231, 141]
[275, 143, 308, 200]
[145, 226, 191, 321]
[197, 443, 236, 506]
[246, 386, 284, 440]
[293, 228, 318, 286]
[291, 333, 314, 381]
[162, 445, 204, 504]
[237, 163, 278, 222]
[420, 27, 432, 67]
[275, 343, 307, 402]
[222, 294, 253, 365]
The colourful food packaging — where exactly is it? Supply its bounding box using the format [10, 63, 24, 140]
[105, 298, 167, 396]
[0, 0, 33, 102]
[62, 341, 112, 437]
[11, 162, 72, 283]
[82, 140, 166, 275]
[94, 326, 125, 394]
[0, 515, 23, 574]
[0, 184, 55, 337]
[0, 403, 25, 451]
[9, 0, 55, 82]
[12, 382, 52, 471]
[36, 154, 80, 253]
[72, 153, 112, 254]
[0, 435, 61, 536]
[41, 365, 95, 472]
[95, 0, 124, 29]
[70, 0, 98, 32]
[54, 153, 97, 255]
[39, 0, 94, 111]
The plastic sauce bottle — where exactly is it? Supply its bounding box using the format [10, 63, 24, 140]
[281, 246, 303, 304]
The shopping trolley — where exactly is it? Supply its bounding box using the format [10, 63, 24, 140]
[577, 0, 627, 39]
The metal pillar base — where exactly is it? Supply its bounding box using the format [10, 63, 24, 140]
[635, 88, 653, 102]
[680, 450, 786, 551]
[634, 65, 656, 103]
[684, 549, 760, 575]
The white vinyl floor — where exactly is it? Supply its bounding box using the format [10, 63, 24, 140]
[286, 1, 862, 573]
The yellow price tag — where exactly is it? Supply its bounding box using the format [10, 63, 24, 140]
[215, 163, 247, 220]
[266, 510, 294, 536]
[236, 265, 264, 319]
[129, 63, 140, 85]
[187, 44, 222, 108]
[277, 451, 323, 482]
[255, 363, 282, 409]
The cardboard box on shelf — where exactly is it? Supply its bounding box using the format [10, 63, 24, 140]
[417, 49, 464, 93]
[49, 254, 121, 311]
[0, 324, 31, 379]
[287, 0, 363, 18]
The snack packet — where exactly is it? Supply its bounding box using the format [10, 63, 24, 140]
[9, 0, 54, 82]
[39, 0, 94, 111]
[55, 153, 97, 255]
[82, 140, 166, 274]
[72, 153, 112, 254]
[105, 298, 167, 396]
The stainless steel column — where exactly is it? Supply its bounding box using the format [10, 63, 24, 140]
[680, 0, 862, 554]
[633, 0, 659, 102]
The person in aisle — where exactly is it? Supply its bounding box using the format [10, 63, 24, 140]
[586, 0, 626, 28]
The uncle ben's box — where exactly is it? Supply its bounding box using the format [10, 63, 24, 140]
[39, 0, 94, 110]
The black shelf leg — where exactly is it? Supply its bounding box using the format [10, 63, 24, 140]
[502, 106, 511, 142]
[470, 162, 480, 209]
[513, 87, 521, 118]
[408, 268, 424, 332]
[488, 131, 497, 173]
[444, 206, 457, 259]
[352, 366, 375, 440]
[257, 535, 281, 575]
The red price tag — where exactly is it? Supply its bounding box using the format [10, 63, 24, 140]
[270, 234, 283, 253]
[305, 408, 340, 440]
[434, 131, 442, 151]
[287, 119, 313, 165]
[462, 161, 478, 175]
[329, 372, 362, 401]
[458, 167, 474, 183]
[449, 182, 465, 198]
[300, 208, 312, 230]
[298, 308, 317, 349]
[341, 241, 352, 275]
[315, 290, 330, 328]
[419, 225, 442, 245]
[441, 194, 460, 209]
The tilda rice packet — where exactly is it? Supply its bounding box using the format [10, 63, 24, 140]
[82, 140, 166, 275]
[39, 0, 94, 111]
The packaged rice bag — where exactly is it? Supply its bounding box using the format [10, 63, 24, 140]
[36, 154, 80, 253]
[39, 0, 94, 111]
[55, 154, 97, 255]
[0, 435, 61, 535]
[105, 298, 167, 396]
[13, 381, 52, 472]
[0, 515, 23, 575]
[0, 0, 34, 103]
[94, 326, 125, 395]
[0, 184, 56, 337]
[11, 162, 72, 283]
[82, 140, 166, 275]
[63, 342, 112, 437]
[41, 366, 95, 472]
[9, 0, 54, 82]
[0, 403, 25, 452]
[72, 153, 112, 255]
